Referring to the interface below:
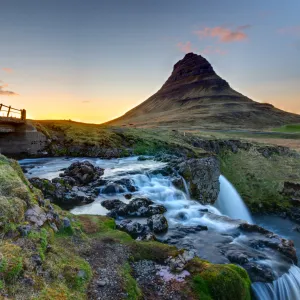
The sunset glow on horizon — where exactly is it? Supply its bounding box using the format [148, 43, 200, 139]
[1, 0, 299, 123]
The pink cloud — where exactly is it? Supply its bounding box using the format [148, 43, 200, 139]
[194, 25, 250, 43]
[2, 67, 13, 73]
[201, 46, 227, 55]
[177, 41, 194, 53]
[0, 83, 18, 96]
[278, 26, 300, 36]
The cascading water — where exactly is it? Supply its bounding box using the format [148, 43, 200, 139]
[252, 265, 300, 300]
[19, 157, 300, 300]
[216, 175, 253, 224]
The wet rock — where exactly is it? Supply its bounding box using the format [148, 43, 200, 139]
[171, 176, 185, 191]
[25, 205, 47, 227]
[147, 214, 168, 233]
[101, 183, 126, 194]
[225, 250, 249, 265]
[60, 160, 104, 185]
[243, 262, 275, 283]
[114, 178, 137, 192]
[124, 193, 132, 199]
[103, 197, 167, 218]
[101, 199, 125, 210]
[117, 220, 152, 240]
[178, 157, 220, 204]
[239, 223, 275, 237]
[125, 198, 166, 217]
[239, 223, 298, 264]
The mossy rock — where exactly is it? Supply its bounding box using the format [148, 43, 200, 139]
[187, 258, 251, 300]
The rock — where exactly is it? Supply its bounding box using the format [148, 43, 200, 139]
[25, 205, 47, 227]
[239, 223, 298, 264]
[178, 157, 220, 204]
[282, 181, 300, 198]
[18, 225, 32, 237]
[225, 250, 249, 265]
[97, 280, 106, 287]
[171, 176, 185, 191]
[293, 226, 300, 233]
[243, 262, 275, 283]
[239, 223, 275, 237]
[101, 199, 125, 210]
[147, 214, 168, 233]
[103, 197, 167, 218]
[63, 217, 71, 228]
[29, 177, 95, 208]
[60, 161, 104, 185]
[117, 220, 151, 239]
[166, 250, 196, 272]
[124, 193, 132, 199]
[114, 178, 137, 192]
[101, 183, 126, 194]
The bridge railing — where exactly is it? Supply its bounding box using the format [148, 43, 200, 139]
[0, 104, 26, 121]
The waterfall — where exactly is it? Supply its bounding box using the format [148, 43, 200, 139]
[180, 176, 191, 199]
[216, 175, 253, 224]
[252, 265, 300, 300]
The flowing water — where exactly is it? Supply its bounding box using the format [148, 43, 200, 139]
[19, 156, 300, 300]
[216, 175, 253, 224]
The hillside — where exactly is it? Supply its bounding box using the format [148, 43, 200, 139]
[107, 53, 300, 129]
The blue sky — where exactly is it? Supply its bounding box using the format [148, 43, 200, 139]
[0, 0, 299, 122]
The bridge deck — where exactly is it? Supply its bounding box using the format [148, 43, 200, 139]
[0, 116, 26, 124]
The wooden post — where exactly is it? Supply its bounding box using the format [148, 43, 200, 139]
[21, 109, 26, 120]
[7, 106, 11, 117]
[0, 104, 2, 111]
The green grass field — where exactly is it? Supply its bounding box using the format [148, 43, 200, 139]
[273, 124, 300, 133]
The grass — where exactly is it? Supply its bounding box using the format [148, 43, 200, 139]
[33, 120, 209, 157]
[219, 148, 300, 212]
[273, 124, 300, 133]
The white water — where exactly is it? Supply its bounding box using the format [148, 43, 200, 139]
[216, 175, 253, 224]
[252, 265, 300, 300]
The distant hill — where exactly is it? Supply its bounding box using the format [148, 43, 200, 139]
[106, 53, 300, 129]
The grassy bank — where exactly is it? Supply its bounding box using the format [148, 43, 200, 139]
[219, 148, 300, 213]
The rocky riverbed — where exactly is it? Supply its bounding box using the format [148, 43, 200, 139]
[21, 156, 300, 290]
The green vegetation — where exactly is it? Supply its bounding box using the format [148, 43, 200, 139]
[187, 258, 251, 300]
[219, 148, 300, 212]
[121, 263, 142, 300]
[273, 124, 300, 133]
[33, 120, 209, 157]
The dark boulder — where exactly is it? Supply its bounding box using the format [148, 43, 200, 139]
[147, 214, 168, 233]
[60, 160, 104, 185]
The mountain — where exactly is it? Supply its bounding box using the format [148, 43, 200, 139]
[107, 53, 300, 129]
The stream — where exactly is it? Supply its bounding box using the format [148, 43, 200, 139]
[19, 156, 300, 300]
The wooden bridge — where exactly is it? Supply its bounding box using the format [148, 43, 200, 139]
[0, 103, 26, 124]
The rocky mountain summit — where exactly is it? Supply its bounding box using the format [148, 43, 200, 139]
[107, 53, 300, 129]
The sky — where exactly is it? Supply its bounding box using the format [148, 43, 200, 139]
[0, 0, 299, 123]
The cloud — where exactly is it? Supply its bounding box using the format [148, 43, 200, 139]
[0, 83, 18, 96]
[201, 46, 227, 55]
[82, 100, 90, 103]
[194, 25, 250, 43]
[2, 67, 13, 74]
[177, 41, 194, 53]
[278, 26, 300, 36]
